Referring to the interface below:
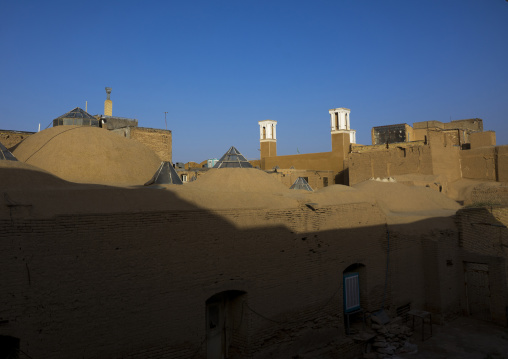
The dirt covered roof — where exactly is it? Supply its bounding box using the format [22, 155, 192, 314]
[13, 126, 161, 186]
[1, 143, 462, 223]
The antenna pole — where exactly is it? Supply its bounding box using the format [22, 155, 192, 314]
[164, 112, 168, 130]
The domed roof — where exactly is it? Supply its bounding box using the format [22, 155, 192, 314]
[13, 126, 161, 186]
[0, 160, 71, 189]
[353, 180, 461, 214]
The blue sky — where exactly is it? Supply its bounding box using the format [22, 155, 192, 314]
[1, 1, 507, 163]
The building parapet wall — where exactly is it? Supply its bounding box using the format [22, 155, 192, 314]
[351, 141, 426, 153]
[444, 118, 483, 132]
[470, 131, 496, 149]
[104, 117, 138, 130]
[348, 143, 433, 185]
[262, 151, 343, 173]
[130, 127, 172, 162]
[413, 121, 445, 130]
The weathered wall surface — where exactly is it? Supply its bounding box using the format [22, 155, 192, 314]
[0, 191, 464, 359]
[413, 121, 445, 130]
[130, 127, 172, 162]
[267, 169, 336, 190]
[444, 118, 483, 132]
[347, 142, 432, 185]
[0, 130, 34, 151]
[456, 207, 508, 325]
[428, 131, 462, 183]
[470, 131, 496, 149]
[260, 133, 349, 183]
[262, 151, 336, 172]
[460, 145, 508, 182]
[0, 201, 390, 358]
[498, 146, 508, 182]
[460, 147, 497, 181]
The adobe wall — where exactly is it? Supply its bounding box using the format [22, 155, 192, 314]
[0, 195, 458, 359]
[460, 147, 497, 181]
[428, 131, 462, 183]
[498, 146, 508, 182]
[348, 131, 464, 186]
[413, 121, 445, 130]
[460, 145, 508, 182]
[130, 127, 172, 162]
[444, 118, 483, 132]
[347, 142, 432, 185]
[260, 133, 349, 179]
[262, 151, 338, 172]
[470, 131, 496, 149]
[455, 207, 508, 325]
[267, 169, 336, 190]
[0, 130, 34, 151]
[412, 128, 465, 146]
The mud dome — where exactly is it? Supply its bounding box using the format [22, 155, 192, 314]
[13, 126, 161, 186]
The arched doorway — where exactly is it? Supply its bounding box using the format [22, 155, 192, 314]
[206, 290, 246, 359]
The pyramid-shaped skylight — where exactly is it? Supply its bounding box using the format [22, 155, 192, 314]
[0, 142, 17, 161]
[213, 146, 253, 168]
[289, 177, 313, 191]
[145, 161, 183, 186]
[53, 107, 99, 127]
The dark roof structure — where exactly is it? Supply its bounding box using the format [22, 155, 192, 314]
[0, 142, 17, 161]
[144, 161, 183, 186]
[289, 177, 313, 191]
[53, 107, 99, 127]
[213, 146, 253, 168]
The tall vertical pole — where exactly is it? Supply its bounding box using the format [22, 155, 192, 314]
[164, 112, 168, 130]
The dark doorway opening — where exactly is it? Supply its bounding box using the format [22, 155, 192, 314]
[206, 290, 247, 359]
[0, 335, 20, 359]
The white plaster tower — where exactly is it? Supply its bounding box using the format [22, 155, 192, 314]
[329, 107, 356, 144]
[258, 119, 277, 158]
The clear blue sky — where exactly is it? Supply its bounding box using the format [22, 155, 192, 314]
[1, 0, 507, 163]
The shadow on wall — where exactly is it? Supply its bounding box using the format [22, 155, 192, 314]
[1, 172, 507, 359]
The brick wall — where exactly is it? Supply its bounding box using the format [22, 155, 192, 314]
[130, 127, 172, 162]
[1, 194, 456, 359]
